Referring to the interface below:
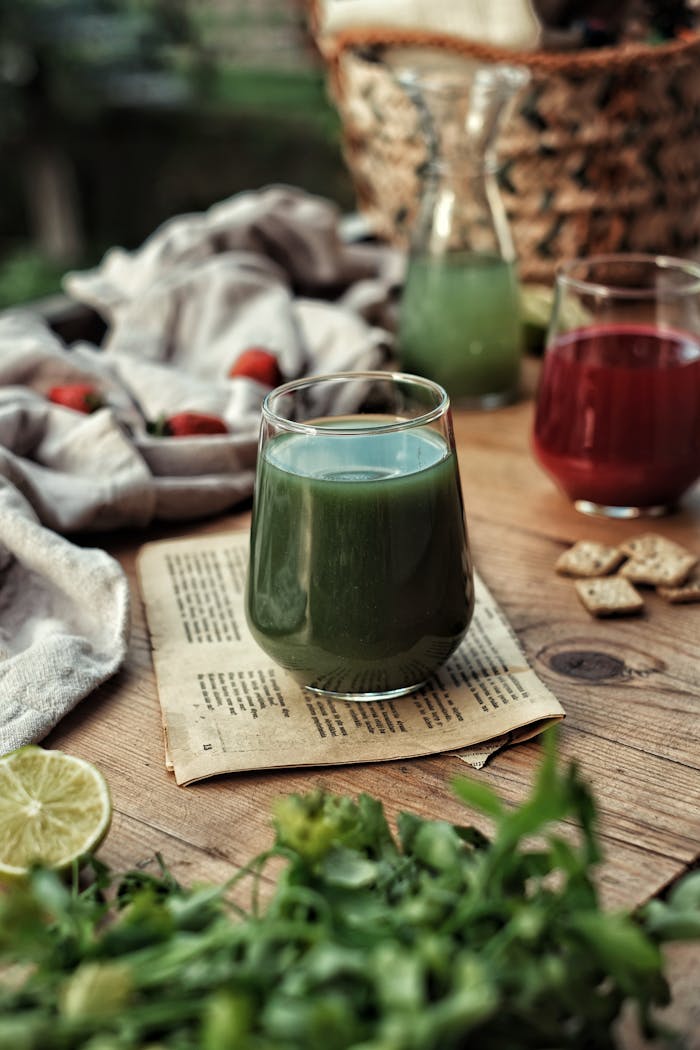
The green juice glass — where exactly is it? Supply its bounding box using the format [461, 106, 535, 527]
[245, 372, 474, 701]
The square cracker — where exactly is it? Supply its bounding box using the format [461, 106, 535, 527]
[574, 577, 644, 618]
[556, 540, 625, 578]
[657, 570, 700, 604]
[619, 534, 697, 588]
[619, 533, 694, 560]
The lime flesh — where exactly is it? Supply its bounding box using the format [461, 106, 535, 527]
[0, 746, 112, 879]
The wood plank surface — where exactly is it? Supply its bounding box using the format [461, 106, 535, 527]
[46, 389, 700, 1048]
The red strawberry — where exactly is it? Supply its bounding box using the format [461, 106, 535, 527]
[229, 347, 282, 388]
[148, 411, 228, 437]
[48, 383, 103, 414]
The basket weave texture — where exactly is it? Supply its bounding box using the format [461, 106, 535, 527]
[318, 27, 700, 282]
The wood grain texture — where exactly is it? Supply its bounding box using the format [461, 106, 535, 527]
[47, 392, 700, 1047]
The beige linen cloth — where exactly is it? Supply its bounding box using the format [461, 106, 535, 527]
[0, 185, 400, 753]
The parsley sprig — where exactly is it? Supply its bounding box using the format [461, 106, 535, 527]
[1, 732, 698, 1050]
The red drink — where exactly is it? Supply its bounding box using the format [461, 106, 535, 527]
[533, 324, 700, 511]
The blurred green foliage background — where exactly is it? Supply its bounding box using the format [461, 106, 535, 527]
[0, 0, 352, 308]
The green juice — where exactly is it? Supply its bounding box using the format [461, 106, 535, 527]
[399, 253, 522, 405]
[246, 424, 474, 696]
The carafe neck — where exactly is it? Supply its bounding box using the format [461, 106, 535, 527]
[393, 59, 527, 261]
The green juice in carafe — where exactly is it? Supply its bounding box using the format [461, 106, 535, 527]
[399, 252, 522, 405]
[245, 423, 473, 696]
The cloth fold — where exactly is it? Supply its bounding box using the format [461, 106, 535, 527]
[0, 184, 402, 752]
[317, 0, 541, 51]
[0, 481, 130, 754]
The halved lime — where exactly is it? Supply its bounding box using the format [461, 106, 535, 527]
[520, 284, 555, 354]
[0, 746, 112, 880]
[520, 282, 594, 354]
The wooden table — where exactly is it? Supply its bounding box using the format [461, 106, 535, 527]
[46, 381, 700, 1046]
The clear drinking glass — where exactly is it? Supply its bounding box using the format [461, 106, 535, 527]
[533, 254, 700, 517]
[245, 371, 474, 700]
[390, 55, 528, 409]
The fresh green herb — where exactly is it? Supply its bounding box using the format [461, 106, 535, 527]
[0, 731, 697, 1049]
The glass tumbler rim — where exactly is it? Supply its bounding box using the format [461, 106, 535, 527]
[261, 370, 450, 437]
[555, 252, 700, 301]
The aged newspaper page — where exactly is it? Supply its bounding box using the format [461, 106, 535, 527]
[137, 530, 564, 785]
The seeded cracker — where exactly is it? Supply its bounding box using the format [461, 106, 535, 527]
[620, 533, 693, 559]
[619, 533, 697, 587]
[657, 569, 700, 604]
[574, 577, 644, 618]
[556, 540, 625, 578]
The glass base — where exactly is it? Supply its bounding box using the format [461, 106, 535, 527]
[574, 499, 671, 519]
[453, 388, 517, 411]
[304, 680, 427, 702]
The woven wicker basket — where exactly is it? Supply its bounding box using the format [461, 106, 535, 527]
[314, 24, 700, 283]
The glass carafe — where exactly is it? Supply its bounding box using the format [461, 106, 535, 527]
[392, 57, 529, 409]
